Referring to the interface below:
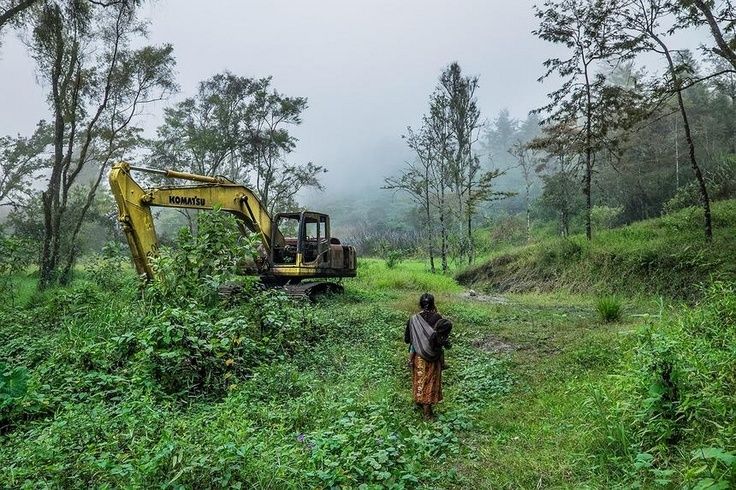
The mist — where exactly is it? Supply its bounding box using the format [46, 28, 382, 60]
[0, 1, 554, 195]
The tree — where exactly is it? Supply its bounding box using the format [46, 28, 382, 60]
[150, 73, 252, 180]
[530, 122, 584, 236]
[534, 0, 630, 240]
[245, 81, 325, 215]
[679, 0, 736, 71]
[439, 62, 505, 264]
[151, 72, 324, 216]
[1, 1, 144, 46]
[0, 122, 50, 209]
[384, 124, 437, 272]
[509, 140, 539, 241]
[0, 0, 38, 33]
[483, 108, 519, 169]
[30, 1, 176, 287]
[617, 0, 714, 240]
[424, 86, 456, 272]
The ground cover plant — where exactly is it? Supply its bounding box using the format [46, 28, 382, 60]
[1, 211, 735, 488]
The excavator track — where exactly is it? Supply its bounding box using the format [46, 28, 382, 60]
[282, 282, 344, 300]
[217, 280, 344, 301]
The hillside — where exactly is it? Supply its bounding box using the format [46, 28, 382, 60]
[458, 200, 736, 298]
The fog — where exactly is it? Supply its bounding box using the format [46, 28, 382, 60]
[0, 0, 709, 201]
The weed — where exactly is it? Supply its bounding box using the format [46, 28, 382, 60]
[597, 295, 623, 323]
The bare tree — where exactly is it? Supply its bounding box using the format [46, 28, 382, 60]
[509, 140, 539, 242]
[385, 124, 437, 272]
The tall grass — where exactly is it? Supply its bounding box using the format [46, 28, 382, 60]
[596, 295, 622, 323]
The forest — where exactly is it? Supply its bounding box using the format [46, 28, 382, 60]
[1, 0, 736, 488]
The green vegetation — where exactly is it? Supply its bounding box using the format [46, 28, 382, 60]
[595, 282, 736, 488]
[0, 215, 504, 488]
[596, 295, 623, 323]
[2, 207, 734, 487]
[3, 2, 736, 487]
[459, 200, 736, 297]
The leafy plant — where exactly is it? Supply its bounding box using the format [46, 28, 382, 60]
[0, 363, 29, 424]
[146, 209, 259, 306]
[384, 249, 406, 269]
[377, 239, 407, 269]
[596, 295, 623, 323]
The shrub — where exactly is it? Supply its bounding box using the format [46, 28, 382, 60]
[377, 239, 406, 269]
[146, 209, 259, 306]
[596, 295, 622, 323]
[384, 249, 405, 269]
[591, 205, 624, 229]
[0, 363, 29, 425]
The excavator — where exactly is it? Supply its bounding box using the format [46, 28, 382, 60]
[109, 162, 357, 297]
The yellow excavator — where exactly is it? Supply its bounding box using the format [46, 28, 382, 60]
[109, 162, 357, 296]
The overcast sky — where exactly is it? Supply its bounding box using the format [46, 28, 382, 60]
[0, 0, 709, 198]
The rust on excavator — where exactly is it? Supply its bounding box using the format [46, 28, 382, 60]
[109, 162, 357, 295]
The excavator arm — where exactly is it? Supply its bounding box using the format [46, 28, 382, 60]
[109, 161, 284, 279]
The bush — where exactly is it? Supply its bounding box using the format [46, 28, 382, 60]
[384, 249, 405, 269]
[146, 209, 259, 306]
[377, 239, 406, 269]
[596, 295, 622, 323]
[591, 205, 624, 229]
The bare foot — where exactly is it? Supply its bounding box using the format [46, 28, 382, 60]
[422, 405, 435, 421]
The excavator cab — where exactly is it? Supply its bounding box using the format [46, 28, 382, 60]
[269, 211, 355, 283]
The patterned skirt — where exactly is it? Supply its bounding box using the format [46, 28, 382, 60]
[412, 355, 443, 405]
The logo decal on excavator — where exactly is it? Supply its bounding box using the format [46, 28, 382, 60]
[169, 195, 206, 206]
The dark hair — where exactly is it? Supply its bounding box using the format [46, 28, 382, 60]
[419, 293, 436, 311]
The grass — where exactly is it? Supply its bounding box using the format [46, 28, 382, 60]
[596, 295, 623, 323]
[0, 248, 732, 487]
[458, 200, 736, 298]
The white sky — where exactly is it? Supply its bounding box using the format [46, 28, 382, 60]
[0, 0, 711, 197]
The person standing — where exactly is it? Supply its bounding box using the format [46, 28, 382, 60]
[405, 293, 452, 420]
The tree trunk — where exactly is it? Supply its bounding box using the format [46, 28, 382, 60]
[466, 210, 473, 265]
[424, 181, 435, 273]
[439, 184, 448, 273]
[655, 34, 713, 242]
[583, 62, 593, 241]
[674, 117, 680, 188]
[39, 53, 66, 289]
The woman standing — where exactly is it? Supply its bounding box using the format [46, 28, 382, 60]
[404, 293, 452, 420]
